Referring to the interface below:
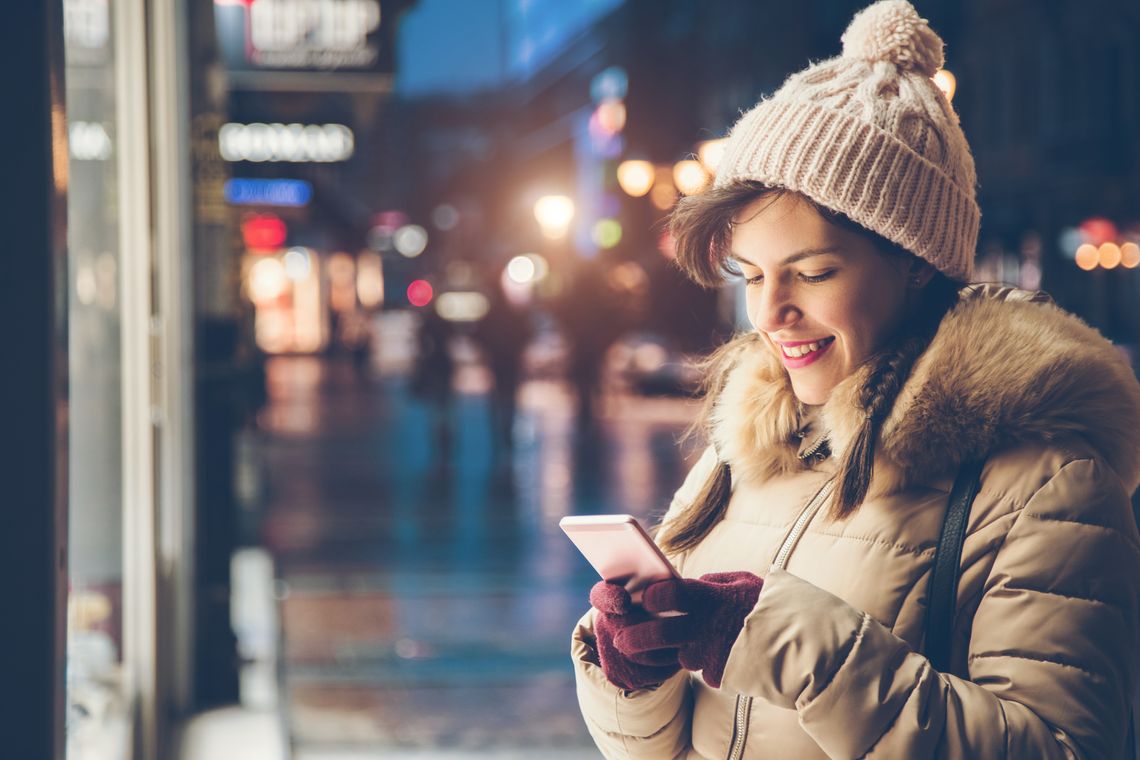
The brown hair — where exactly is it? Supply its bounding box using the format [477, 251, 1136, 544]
[658, 182, 962, 552]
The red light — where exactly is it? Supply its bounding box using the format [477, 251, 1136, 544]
[242, 214, 287, 250]
[1080, 217, 1118, 247]
[407, 279, 433, 307]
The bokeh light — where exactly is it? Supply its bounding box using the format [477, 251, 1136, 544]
[932, 69, 957, 102]
[1057, 227, 1084, 260]
[534, 195, 575, 239]
[431, 204, 460, 231]
[616, 160, 654, 197]
[673, 159, 709, 196]
[356, 251, 385, 308]
[1099, 242, 1122, 269]
[436, 291, 490, 322]
[407, 279, 433, 307]
[1075, 244, 1099, 271]
[1081, 217, 1118, 246]
[1121, 242, 1140, 269]
[525, 253, 549, 281]
[697, 138, 728, 172]
[650, 166, 677, 210]
[328, 253, 357, 312]
[507, 255, 537, 284]
[242, 214, 287, 250]
[283, 247, 312, 281]
[249, 257, 287, 303]
[394, 224, 429, 257]
[590, 66, 628, 102]
[592, 218, 623, 249]
[595, 98, 626, 134]
[608, 261, 649, 295]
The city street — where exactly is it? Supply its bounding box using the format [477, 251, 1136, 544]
[252, 355, 703, 757]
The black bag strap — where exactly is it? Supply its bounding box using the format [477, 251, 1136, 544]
[922, 457, 985, 676]
[922, 457, 1137, 757]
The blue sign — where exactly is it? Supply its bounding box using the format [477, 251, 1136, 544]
[225, 178, 313, 207]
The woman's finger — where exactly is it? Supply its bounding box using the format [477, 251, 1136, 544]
[590, 581, 632, 615]
[614, 616, 698, 655]
[641, 579, 692, 614]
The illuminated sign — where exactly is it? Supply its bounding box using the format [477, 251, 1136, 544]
[64, 0, 110, 56]
[69, 121, 112, 161]
[225, 178, 313, 206]
[215, 0, 391, 72]
[219, 122, 354, 163]
[242, 214, 288, 250]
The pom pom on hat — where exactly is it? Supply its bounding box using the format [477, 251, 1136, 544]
[841, 0, 944, 77]
[713, 0, 979, 282]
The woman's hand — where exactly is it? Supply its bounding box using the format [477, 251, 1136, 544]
[589, 581, 682, 691]
[620, 572, 764, 688]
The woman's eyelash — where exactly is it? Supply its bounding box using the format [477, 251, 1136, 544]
[744, 271, 835, 285]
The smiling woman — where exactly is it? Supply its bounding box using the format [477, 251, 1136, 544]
[570, 2, 1140, 759]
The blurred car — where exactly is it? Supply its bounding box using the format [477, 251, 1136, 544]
[605, 332, 702, 397]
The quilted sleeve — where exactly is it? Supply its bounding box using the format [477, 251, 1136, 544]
[568, 446, 718, 759]
[721, 457, 1140, 759]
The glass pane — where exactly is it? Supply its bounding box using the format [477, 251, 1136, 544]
[63, 0, 128, 756]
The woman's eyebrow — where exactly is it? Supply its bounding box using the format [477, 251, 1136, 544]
[731, 246, 842, 268]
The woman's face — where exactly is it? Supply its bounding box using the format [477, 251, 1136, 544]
[731, 193, 925, 405]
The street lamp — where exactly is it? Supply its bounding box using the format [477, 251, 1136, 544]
[697, 138, 728, 173]
[673, 159, 710, 196]
[534, 195, 575, 239]
[617, 160, 654, 197]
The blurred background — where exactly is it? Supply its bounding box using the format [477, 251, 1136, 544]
[13, 0, 1140, 758]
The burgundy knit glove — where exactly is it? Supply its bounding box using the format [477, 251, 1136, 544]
[589, 581, 682, 691]
[619, 571, 763, 688]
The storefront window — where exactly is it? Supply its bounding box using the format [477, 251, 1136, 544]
[63, 0, 129, 755]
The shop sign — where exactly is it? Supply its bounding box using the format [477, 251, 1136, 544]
[64, 0, 110, 65]
[219, 122, 355, 163]
[225, 178, 313, 207]
[215, 0, 391, 73]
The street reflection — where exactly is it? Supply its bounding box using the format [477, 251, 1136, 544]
[255, 353, 701, 755]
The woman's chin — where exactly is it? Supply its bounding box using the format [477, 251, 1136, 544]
[788, 372, 844, 406]
[790, 384, 830, 406]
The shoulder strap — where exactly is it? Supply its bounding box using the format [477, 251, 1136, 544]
[922, 458, 986, 676]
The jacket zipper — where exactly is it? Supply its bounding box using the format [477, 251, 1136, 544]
[724, 477, 836, 760]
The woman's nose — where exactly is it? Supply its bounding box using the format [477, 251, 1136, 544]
[750, 284, 799, 334]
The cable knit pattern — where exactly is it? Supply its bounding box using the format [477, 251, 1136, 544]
[714, 0, 978, 282]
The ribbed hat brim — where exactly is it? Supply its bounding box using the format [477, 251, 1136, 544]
[716, 99, 979, 282]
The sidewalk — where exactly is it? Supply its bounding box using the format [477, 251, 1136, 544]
[252, 356, 701, 756]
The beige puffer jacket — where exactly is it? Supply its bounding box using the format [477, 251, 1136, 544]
[572, 290, 1140, 759]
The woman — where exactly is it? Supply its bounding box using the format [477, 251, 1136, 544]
[571, 2, 1140, 758]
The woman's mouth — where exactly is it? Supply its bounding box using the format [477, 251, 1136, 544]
[778, 337, 835, 368]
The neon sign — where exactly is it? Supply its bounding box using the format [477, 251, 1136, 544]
[215, 0, 386, 71]
[219, 122, 354, 163]
[225, 178, 313, 206]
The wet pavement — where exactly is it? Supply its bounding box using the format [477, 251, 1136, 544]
[252, 355, 702, 757]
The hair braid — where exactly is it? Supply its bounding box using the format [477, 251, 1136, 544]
[831, 276, 961, 518]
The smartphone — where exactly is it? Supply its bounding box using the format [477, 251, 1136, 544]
[559, 514, 681, 603]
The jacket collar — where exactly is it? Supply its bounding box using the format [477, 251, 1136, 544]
[710, 287, 1140, 495]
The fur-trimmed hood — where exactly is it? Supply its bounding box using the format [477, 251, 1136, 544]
[710, 286, 1140, 495]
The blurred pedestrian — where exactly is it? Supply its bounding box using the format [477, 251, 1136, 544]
[472, 281, 533, 450]
[339, 309, 375, 381]
[572, 3, 1140, 758]
[410, 307, 455, 454]
[556, 258, 628, 424]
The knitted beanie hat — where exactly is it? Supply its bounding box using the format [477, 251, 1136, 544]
[715, 0, 979, 281]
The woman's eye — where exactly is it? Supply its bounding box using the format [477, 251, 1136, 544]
[799, 270, 835, 283]
[745, 274, 763, 285]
